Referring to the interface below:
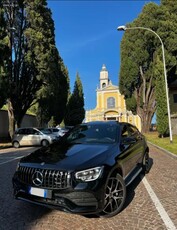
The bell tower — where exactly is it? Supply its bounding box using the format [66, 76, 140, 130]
[100, 64, 109, 89]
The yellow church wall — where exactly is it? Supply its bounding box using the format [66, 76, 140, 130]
[105, 111, 118, 115]
[102, 91, 119, 109]
[85, 65, 142, 131]
[120, 95, 126, 109]
[96, 93, 102, 109]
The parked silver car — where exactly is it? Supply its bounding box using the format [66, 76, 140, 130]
[12, 127, 57, 148]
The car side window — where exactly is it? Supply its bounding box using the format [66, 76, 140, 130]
[17, 128, 27, 135]
[33, 129, 40, 135]
[15, 129, 21, 134]
[27, 128, 34, 135]
[31, 128, 40, 135]
[127, 124, 139, 137]
[121, 125, 129, 138]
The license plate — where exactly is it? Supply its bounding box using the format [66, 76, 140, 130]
[29, 187, 46, 198]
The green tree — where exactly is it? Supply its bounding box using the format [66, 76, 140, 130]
[154, 56, 168, 137]
[0, 2, 9, 108]
[48, 116, 56, 127]
[119, 3, 158, 133]
[36, 59, 70, 126]
[158, 0, 177, 84]
[64, 72, 85, 126]
[2, 0, 68, 138]
[119, 0, 177, 133]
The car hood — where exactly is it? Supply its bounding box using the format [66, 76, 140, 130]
[20, 142, 116, 171]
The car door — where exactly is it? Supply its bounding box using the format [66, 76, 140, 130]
[127, 124, 145, 165]
[119, 123, 142, 177]
[28, 128, 42, 146]
[18, 128, 29, 146]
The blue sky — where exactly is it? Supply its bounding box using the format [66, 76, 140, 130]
[47, 0, 160, 111]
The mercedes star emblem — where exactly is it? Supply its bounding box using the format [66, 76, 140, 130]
[32, 171, 43, 186]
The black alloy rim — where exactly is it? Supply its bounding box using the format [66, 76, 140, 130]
[103, 177, 124, 215]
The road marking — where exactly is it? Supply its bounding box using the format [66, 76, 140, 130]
[0, 156, 24, 165]
[142, 176, 176, 230]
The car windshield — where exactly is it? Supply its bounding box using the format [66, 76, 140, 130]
[66, 123, 118, 144]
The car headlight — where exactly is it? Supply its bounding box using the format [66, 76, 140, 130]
[75, 166, 103, 182]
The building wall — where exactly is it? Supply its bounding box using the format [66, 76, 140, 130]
[169, 80, 177, 134]
[169, 89, 177, 115]
[171, 116, 177, 135]
[0, 110, 38, 138]
[0, 110, 9, 138]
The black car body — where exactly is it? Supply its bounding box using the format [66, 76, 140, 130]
[12, 121, 150, 217]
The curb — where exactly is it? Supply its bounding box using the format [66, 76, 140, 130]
[0, 144, 12, 150]
[148, 141, 177, 159]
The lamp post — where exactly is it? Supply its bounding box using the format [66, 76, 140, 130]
[117, 25, 173, 143]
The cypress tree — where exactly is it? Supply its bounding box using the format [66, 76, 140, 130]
[0, 1, 9, 108]
[64, 72, 85, 126]
[154, 56, 168, 137]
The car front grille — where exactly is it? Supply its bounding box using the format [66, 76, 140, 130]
[18, 166, 71, 189]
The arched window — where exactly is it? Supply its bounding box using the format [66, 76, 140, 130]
[102, 83, 106, 88]
[107, 97, 115, 108]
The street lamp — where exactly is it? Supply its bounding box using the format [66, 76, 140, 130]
[117, 25, 173, 143]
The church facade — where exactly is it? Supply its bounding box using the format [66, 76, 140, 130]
[85, 65, 142, 131]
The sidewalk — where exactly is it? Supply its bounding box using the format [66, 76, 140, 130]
[148, 141, 177, 159]
[0, 142, 12, 149]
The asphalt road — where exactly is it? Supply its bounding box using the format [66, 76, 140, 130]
[0, 145, 176, 230]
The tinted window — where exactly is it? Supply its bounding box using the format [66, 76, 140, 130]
[121, 125, 129, 138]
[121, 124, 139, 139]
[128, 125, 138, 135]
[30, 128, 40, 135]
[52, 128, 59, 132]
[16, 128, 27, 135]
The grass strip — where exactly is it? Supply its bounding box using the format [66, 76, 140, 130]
[145, 132, 177, 155]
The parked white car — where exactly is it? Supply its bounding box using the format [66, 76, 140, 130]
[12, 127, 57, 148]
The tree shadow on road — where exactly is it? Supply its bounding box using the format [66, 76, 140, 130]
[5, 201, 52, 230]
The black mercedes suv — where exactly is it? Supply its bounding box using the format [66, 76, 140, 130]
[12, 121, 150, 217]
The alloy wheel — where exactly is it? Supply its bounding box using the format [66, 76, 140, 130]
[101, 174, 126, 217]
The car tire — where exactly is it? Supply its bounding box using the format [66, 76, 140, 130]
[41, 140, 49, 147]
[13, 141, 20, 148]
[142, 151, 150, 174]
[99, 173, 126, 218]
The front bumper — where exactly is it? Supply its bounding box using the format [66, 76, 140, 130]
[12, 175, 106, 214]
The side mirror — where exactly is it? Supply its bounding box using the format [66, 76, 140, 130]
[121, 137, 136, 146]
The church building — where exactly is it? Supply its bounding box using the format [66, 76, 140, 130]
[85, 64, 142, 131]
